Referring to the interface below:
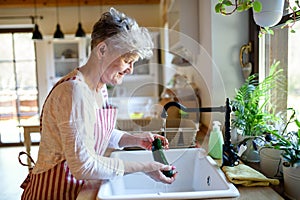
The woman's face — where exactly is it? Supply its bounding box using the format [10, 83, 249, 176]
[100, 53, 139, 85]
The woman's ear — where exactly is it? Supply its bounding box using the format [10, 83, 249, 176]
[95, 42, 107, 58]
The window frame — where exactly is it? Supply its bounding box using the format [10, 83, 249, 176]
[249, 8, 300, 77]
[249, 7, 300, 115]
[0, 29, 39, 146]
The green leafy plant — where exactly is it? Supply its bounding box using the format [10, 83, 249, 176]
[231, 61, 283, 136]
[271, 108, 300, 167]
[215, 0, 262, 15]
[215, 0, 300, 34]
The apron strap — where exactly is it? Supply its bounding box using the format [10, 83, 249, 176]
[18, 151, 36, 167]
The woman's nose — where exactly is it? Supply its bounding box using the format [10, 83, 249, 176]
[125, 63, 134, 74]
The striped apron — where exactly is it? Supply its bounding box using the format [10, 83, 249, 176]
[20, 73, 117, 200]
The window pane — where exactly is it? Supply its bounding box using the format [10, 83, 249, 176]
[288, 22, 300, 114]
[14, 33, 35, 60]
[260, 26, 288, 113]
[16, 61, 38, 119]
[0, 89, 17, 120]
[0, 32, 38, 145]
[0, 34, 13, 60]
[260, 20, 300, 132]
[0, 62, 16, 90]
[16, 61, 37, 89]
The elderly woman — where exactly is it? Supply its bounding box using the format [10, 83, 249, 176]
[21, 8, 176, 200]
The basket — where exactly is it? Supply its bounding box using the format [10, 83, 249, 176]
[116, 118, 198, 148]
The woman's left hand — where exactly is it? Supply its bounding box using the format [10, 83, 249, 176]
[137, 132, 169, 150]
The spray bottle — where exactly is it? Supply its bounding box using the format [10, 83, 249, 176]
[208, 121, 224, 159]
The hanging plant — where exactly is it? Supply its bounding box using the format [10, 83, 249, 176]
[215, 0, 300, 34]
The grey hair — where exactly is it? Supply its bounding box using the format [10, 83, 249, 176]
[91, 7, 153, 59]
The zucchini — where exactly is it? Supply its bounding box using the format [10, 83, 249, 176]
[152, 138, 175, 177]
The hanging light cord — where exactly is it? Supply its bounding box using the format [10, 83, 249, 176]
[56, 0, 60, 24]
[34, 0, 37, 23]
[78, 0, 81, 22]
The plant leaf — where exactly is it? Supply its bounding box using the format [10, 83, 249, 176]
[223, 0, 233, 6]
[215, 3, 222, 13]
[252, 0, 262, 12]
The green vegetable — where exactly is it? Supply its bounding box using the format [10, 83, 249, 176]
[152, 138, 175, 178]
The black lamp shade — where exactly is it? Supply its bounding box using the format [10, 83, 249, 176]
[75, 22, 86, 37]
[32, 24, 43, 40]
[54, 24, 64, 39]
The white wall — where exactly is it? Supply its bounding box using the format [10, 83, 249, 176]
[211, 1, 248, 100]
[197, 0, 248, 126]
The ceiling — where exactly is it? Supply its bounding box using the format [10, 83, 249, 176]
[0, 0, 160, 8]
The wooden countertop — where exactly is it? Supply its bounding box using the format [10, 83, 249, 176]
[210, 159, 284, 200]
[228, 186, 284, 200]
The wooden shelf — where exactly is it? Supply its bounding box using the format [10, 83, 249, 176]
[0, 0, 160, 8]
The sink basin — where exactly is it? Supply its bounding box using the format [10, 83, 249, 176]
[97, 148, 239, 200]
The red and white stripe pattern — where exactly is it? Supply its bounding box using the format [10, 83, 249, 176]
[21, 73, 115, 199]
[21, 74, 85, 200]
[94, 106, 118, 155]
[21, 161, 84, 200]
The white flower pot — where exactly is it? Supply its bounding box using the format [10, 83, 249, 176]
[253, 0, 285, 27]
[259, 148, 282, 178]
[283, 164, 300, 200]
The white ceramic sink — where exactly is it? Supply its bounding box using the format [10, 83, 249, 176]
[97, 148, 239, 200]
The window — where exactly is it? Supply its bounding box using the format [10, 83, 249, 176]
[258, 11, 300, 131]
[0, 32, 39, 145]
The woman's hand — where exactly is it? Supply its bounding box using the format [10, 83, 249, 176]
[118, 132, 169, 150]
[137, 132, 169, 150]
[124, 160, 177, 184]
[144, 162, 177, 184]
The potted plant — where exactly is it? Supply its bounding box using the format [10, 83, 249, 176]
[215, 0, 300, 34]
[230, 61, 283, 162]
[271, 108, 300, 200]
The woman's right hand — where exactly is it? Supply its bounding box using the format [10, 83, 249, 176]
[144, 162, 177, 184]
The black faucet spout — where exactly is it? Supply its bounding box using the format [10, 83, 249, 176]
[161, 101, 226, 118]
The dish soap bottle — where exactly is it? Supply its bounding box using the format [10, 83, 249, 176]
[208, 121, 224, 159]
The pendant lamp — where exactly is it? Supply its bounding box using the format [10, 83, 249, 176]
[32, 0, 43, 40]
[75, 0, 86, 37]
[32, 24, 43, 40]
[53, 0, 64, 38]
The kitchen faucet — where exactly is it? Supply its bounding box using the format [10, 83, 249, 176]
[161, 98, 239, 167]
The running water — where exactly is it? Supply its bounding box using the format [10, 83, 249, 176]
[154, 182, 170, 193]
[161, 118, 167, 138]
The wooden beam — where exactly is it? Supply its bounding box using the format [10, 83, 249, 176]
[0, 0, 160, 8]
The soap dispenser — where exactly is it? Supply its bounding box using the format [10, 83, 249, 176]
[208, 121, 224, 159]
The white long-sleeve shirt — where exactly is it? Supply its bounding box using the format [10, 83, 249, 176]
[33, 69, 125, 180]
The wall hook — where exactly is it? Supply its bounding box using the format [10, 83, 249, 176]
[239, 42, 252, 80]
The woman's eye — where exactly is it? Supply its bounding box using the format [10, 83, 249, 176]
[124, 59, 133, 64]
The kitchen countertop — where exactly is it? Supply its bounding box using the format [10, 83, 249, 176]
[224, 185, 284, 200]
